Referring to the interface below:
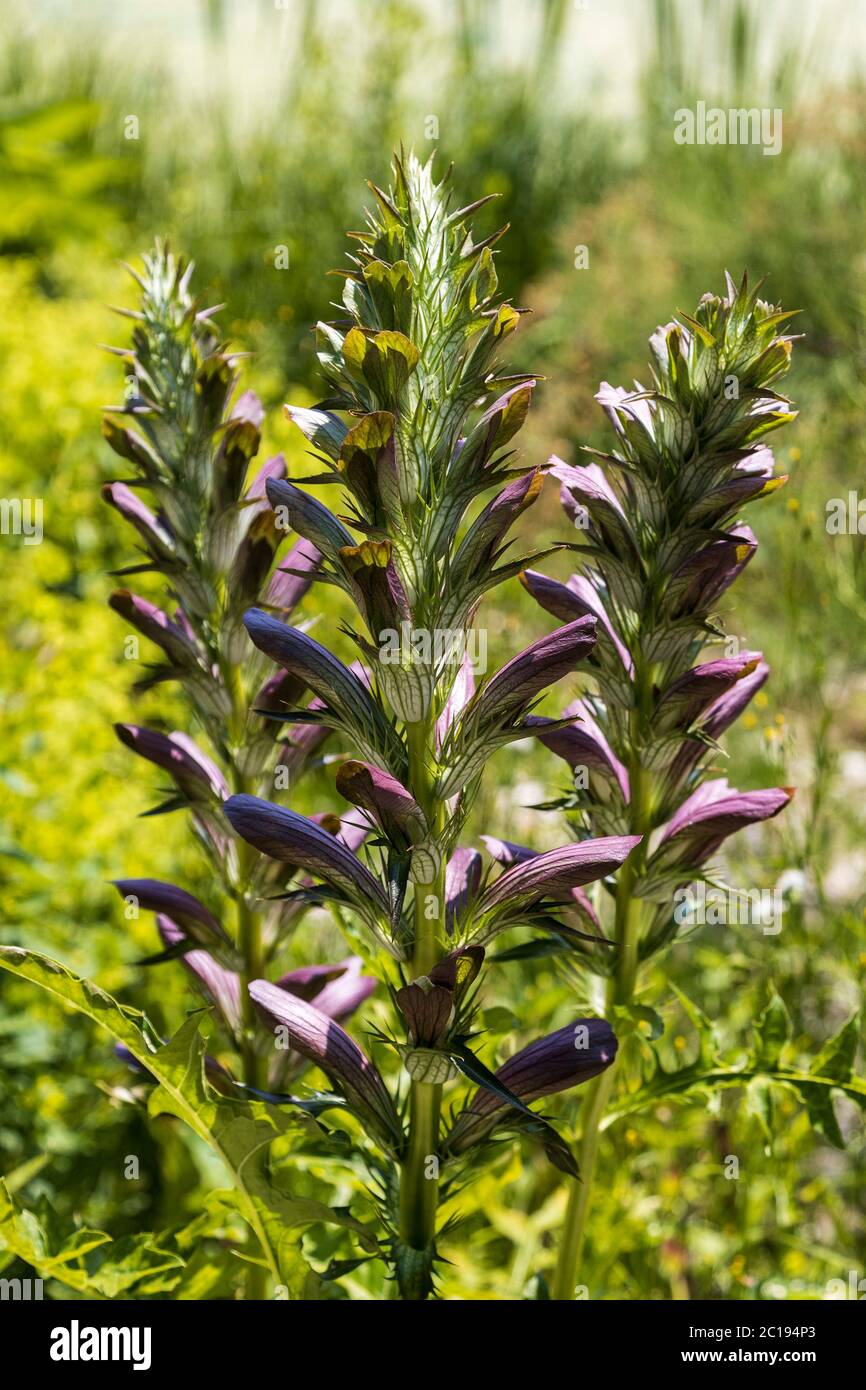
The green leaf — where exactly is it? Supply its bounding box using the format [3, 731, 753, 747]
[342, 327, 419, 406]
[753, 991, 792, 1069]
[0, 947, 324, 1296]
[600, 1005, 866, 1152]
[0, 1180, 184, 1297]
[809, 1015, 859, 1084]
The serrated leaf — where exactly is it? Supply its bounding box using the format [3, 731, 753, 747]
[0, 947, 319, 1296]
[753, 991, 792, 1069]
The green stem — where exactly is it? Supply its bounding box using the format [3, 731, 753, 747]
[224, 647, 268, 1298]
[550, 904, 636, 1300]
[397, 717, 445, 1293]
[552, 665, 653, 1300]
[550, 1062, 615, 1300]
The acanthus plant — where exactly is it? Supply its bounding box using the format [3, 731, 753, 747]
[2, 173, 864, 1304]
[222, 153, 640, 1299]
[0, 162, 637, 1302]
[100, 245, 378, 1124]
[519, 276, 866, 1299]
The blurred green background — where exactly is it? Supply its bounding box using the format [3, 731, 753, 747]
[1, 0, 864, 1299]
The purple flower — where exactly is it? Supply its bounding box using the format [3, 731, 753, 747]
[108, 591, 202, 669]
[157, 915, 241, 1031]
[520, 569, 633, 673]
[477, 836, 641, 915]
[266, 539, 322, 614]
[282, 956, 377, 1022]
[447, 1018, 618, 1152]
[241, 609, 385, 742]
[336, 761, 427, 844]
[453, 469, 544, 577]
[473, 617, 598, 727]
[114, 724, 228, 801]
[657, 780, 794, 865]
[524, 699, 630, 800]
[436, 653, 476, 749]
[445, 847, 483, 934]
[594, 383, 656, 439]
[111, 878, 232, 950]
[248, 979, 402, 1148]
[275, 709, 333, 780]
[224, 795, 395, 943]
[667, 654, 769, 786]
[688, 463, 787, 524]
[656, 653, 760, 732]
[212, 390, 265, 510]
[265, 477, 354, 562]
[102, 482, 174, 561]
[551, 457, 635, 558]
[479, 835, 602, 934]
[670, 526, 757, 614]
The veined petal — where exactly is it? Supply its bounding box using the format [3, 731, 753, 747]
[111, 878, 231, 947]
[157, 915, 240, 1031]
[525, 703, 630, 800]
[480, 837, 601, 931]
[336, 761, 426, 843]
[658, 782, 793, 864]
[242, 609, 378, 726]
[671, 525, 756, 612]
[477, 836, 641, 913]
[667, 654, 769, 786]
[445, 847, 482, 933]
[266, 477, 355, 560]
[249, 979, 401, 1146]
[550, 456, 626, 515]
[102, 482, 174, 560]
[520, 569, 632, 674]
[657, 653, 760, 730]
[447, 1018, 618, 1152]
[114, 724, 227, 800]
[306, 956, 377, 1021]
[473, 617, 597, 726]
[436, 652, 476, 749]
[224, 794, 391, 918]
[109, 590, 201, 668]
[453, 468, 543, 576]
[594, 383, 656, 439]
[267, 539, 322, 614]
[701, 654, 769, 738]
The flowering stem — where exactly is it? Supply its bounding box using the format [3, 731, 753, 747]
[397, 716, 444, 1288]
[236, 838, 265, 1092]
[552, 654, 653, 1299]
[223, 647, 266, 1096]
